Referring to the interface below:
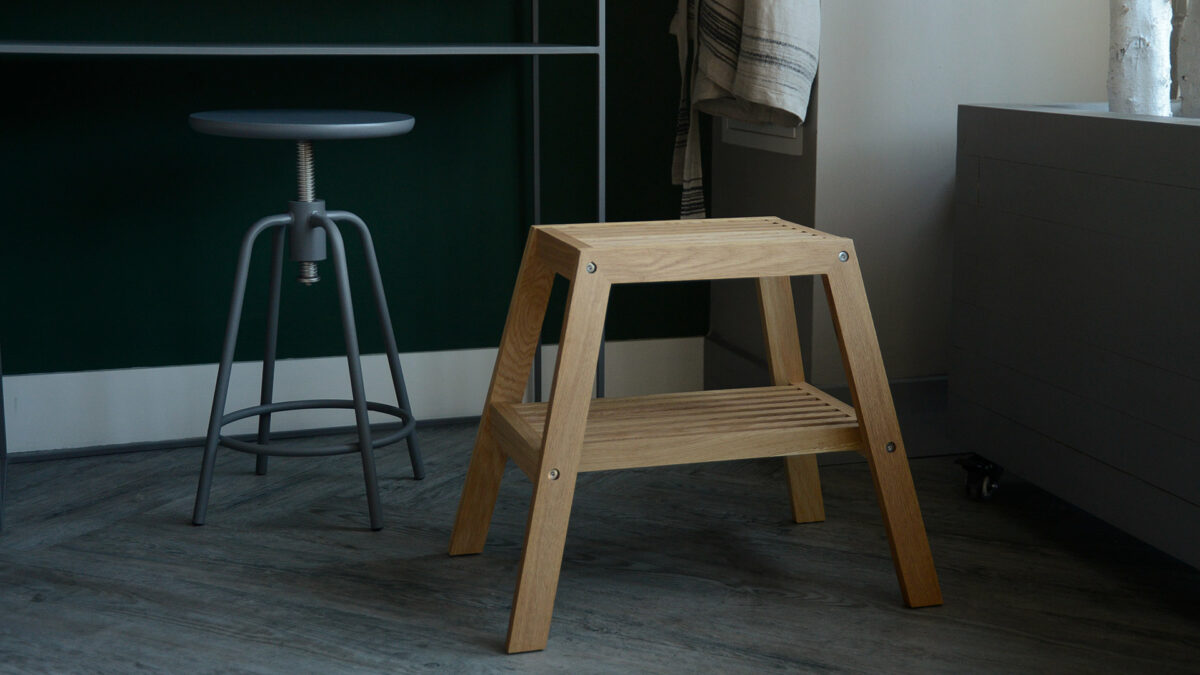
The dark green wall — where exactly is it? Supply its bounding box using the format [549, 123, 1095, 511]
[0, 1, 706, 376]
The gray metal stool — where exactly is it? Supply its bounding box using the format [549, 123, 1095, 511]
[190, 110, 424, 531]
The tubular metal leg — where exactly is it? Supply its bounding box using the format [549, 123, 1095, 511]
[328, 210, 425, 480]
[0, 346, 7, 533]
[255, 226, 287, 476]
[317, 216, 384, 530]
[193, 214, 291, 526]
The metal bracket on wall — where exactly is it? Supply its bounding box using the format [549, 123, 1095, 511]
[720, 117, 804, 156]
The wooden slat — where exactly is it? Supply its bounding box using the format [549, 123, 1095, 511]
[490, 385, 862, 474]
[589, 242, 844, 283]
[550, 217, 837, 243]
[553, 217, 785, 237]
[560, 395, 836, 422]
[580, 398, 834, 419]
[572, 412, 855, 441]
[578, 233, 820, 247]
[552, 384, 830, 407]
[576, 426, 861, 472]
[536, 218, 848, 283]
[509, 385, 853, 427]
[577, 411, 852, 436]
[566, 223, 820, 241]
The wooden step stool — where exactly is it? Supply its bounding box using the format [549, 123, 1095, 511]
[449, 217, 942, 653]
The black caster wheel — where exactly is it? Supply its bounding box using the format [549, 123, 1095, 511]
[956, 454, 1003, 501]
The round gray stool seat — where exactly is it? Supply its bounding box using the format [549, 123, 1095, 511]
[189, 110, 414, 140]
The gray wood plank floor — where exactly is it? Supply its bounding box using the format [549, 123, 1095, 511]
[2, 421, 1198, 673]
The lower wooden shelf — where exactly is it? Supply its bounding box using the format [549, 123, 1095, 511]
[491, 384, 863, 476]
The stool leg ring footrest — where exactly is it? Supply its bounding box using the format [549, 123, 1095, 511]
[218, 398, 416, 457]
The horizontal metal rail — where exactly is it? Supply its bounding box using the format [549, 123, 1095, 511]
[0, 41, 601, 56]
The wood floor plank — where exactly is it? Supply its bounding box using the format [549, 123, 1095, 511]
[1, 421, 1198, 672]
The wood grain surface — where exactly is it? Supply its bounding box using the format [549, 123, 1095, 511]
[824, 251, 942, 608]
[757, 275, 825, 524]
[507, 261, 610, 653]
[448, 234, 555, 557]
[495, 385, 862, 473]
[536, 217, 847, 283]
[477, 218, 939, 651]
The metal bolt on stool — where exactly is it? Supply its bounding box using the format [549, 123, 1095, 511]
[189, 110, 425, 531]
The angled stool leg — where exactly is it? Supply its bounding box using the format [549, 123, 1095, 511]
[507, 262, 610, 654]
[193, 215, 290, 526]
[822, 248, 942, 607]
[757, 276, 825, 523]
[255, 225, 287, 476]
[450, 235, 556, 556]
[317, 216, 383, 531]
[331, 210, 425, 480]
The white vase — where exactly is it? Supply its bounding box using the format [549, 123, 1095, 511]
[1108, 0, 1173, 115]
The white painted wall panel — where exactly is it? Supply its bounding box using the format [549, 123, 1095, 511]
[714, 0, 1110, 385]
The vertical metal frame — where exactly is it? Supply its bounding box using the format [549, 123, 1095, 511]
[531, 0, 607, 402]
[532, 0, 544, 402]
[595, 0, 607, 397]
[0, 347, 7, 533]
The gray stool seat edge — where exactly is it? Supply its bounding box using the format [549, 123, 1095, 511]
[189, 110, 415, 140]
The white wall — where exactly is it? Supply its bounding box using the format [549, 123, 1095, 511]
[807, 0, 1110, 384]
[718, 1, 1110, 386]
[3, 338, 703, 454]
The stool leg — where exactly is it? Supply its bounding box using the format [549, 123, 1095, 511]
[508, 262, 610, 654]
[255, 225, 287, 476]
[822, 249, 942, 607]
[757, 276, 825, 523]
[317, 216, 383, 531]
[449, 233, 556, 556]
[193, 215, 290, 526]
[329, 210, 424, 480]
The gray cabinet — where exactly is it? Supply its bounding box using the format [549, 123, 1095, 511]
[951, 104, 1200, 569]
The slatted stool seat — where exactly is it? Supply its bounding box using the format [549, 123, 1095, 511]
[189, 110, 424, 531]
[449, 217, 943, 653]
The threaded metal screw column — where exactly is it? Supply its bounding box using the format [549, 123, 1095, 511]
[297, 141, 315, 202]
[296, 140, 319, 285]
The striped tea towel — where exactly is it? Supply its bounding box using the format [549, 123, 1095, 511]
[671, 0, 820, 218]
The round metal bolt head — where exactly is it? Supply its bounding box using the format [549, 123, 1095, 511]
[586, 262, 597, 274]
[548, 468, 560, 480]
[838, 251, 850, 262]
[886, 442, 896, 453]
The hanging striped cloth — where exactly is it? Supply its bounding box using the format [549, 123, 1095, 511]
[671, 0, 820, 218]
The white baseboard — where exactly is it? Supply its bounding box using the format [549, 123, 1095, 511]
[3, 337, 703, 454]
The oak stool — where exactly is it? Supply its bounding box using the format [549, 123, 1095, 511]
[449, 217, 942, 653]
[190, 110, 424, 531]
